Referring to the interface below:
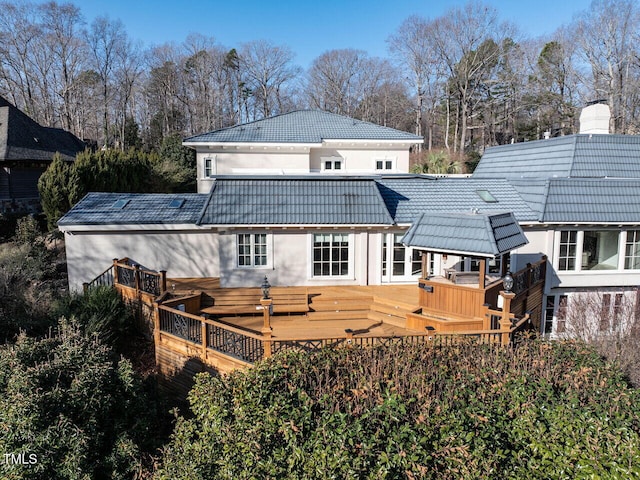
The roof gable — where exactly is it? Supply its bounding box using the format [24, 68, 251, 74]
[184, 110, 423, 145]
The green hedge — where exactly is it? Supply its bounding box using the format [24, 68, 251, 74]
[156, 340, 640, 479]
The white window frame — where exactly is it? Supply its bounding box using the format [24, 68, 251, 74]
[204, 156, 216, 178]
[310, 232, 354, 279]
[236, 233, 272, 269]
[375, 158, 396, 172]
[321, 156, 343, 172]
[381, 232, 422, 282]
[624, 230, 640, 270]
[555, 229, 624, 272]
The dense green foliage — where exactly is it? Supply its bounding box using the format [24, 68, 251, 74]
[157, 341, 640, 479]
[38, 146, 196, 230]
[0, 318, 157, 479]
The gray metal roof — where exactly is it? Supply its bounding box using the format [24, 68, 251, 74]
[536, 178, 640, 223]
[473, 134, 640, 179]
[184, 110, 423, 144]
[402, 211, 528, 257]
[377, 176, 539, 223]
[197, 176, 395, 225]
[58, 193, 208, 226]
[0, 96, 84, 162]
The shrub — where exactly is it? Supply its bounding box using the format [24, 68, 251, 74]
[0, 318, 157, 479]
[156, 340, 640, 479]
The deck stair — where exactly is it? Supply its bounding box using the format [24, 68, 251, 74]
[368, 296, 420, 329]
[307, 294, 374, 322]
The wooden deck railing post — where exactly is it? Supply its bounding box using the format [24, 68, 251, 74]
[201, 319, 207, 360]
[345, 328, 354, 346]
[260, 298, 273, 359]
[500, 291, 515, 345]
[134, 264, 141, 292]
[112, 258, 119, 285]
[160, 270, 167, 294]
[153, 301, 161, 366]
[82, 282, 89, 294]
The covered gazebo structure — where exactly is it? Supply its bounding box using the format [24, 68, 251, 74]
[401, 211, 545, 335]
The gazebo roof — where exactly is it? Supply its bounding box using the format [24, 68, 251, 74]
[401, 211, 528, 258]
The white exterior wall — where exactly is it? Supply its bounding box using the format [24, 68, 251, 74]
[309, 146, 410, 173]
[217, 229, 382, 288]
[64, 229, 219, 292]
[196, 149, 312, 193]
[194, 143, 413, 193]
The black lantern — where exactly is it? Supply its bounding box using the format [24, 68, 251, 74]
[261, 275, 271, 299]
[503, 271, 514, 293]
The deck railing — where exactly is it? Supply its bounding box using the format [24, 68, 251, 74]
[113, 258, 167, 296]
[155, 299, 530, 368]
[82, 265, 115, 292]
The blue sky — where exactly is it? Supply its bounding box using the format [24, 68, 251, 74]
[81, 0, 592, 68]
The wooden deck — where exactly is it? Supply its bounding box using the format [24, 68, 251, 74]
[168, 278, 421, 338]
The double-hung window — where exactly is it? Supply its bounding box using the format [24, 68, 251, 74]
[204, 157, 215, 177]
[312, 233, 350, 277]
[237, 233, 268, 268]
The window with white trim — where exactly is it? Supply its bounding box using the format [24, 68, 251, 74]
[237, 233, 269, 267]
[558, 231, 577, 271]
[321, 157, 342, 171]
[625, 230, 640, 269]
[204, 157, 215, 177]
[312, 233, 349, 277]
[375, 159, 394, 171]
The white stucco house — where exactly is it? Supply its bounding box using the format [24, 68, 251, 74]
[58, 106, 640, 338]
[182, 110, 423, 192]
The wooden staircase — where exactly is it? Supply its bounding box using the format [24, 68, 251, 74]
[307, 295, 373, 321]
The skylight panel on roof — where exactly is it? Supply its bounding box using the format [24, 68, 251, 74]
[112, 199, 130, 209]
[168, 198, 185, 209]
[476, 190, 497, 203]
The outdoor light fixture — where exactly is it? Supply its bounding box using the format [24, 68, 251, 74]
[503, 271, 514, 293]
[261, 275, 271, 299]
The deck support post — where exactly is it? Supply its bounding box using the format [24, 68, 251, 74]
[478, 259, 486, 289]
[261, 298, 273, 359]
[499, 291, 515, 345]
[201, 319, 207, 360]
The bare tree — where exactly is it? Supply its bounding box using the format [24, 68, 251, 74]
[562, 290, 640, 386]
[87, 15, 128, 147]
[239, 39, 300, 119]
[429, 2, 516, 153]
[573, 0, 640, 133]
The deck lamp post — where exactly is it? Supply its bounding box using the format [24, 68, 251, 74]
[261, 275, 271, 299]
[503, 271, 514, 294]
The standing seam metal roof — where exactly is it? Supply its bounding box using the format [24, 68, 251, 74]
[401, 211, 528, 257]
[184, 110, 423, 144]
[197, 177, 395, 225]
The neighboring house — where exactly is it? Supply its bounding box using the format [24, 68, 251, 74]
[182, 110, 423, 193]
[0, 96, 84, 214]
[473, 105, 640, 337]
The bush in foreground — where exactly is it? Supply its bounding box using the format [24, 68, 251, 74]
[0, 319, 157, 479]
[156, 340, 640, 479]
